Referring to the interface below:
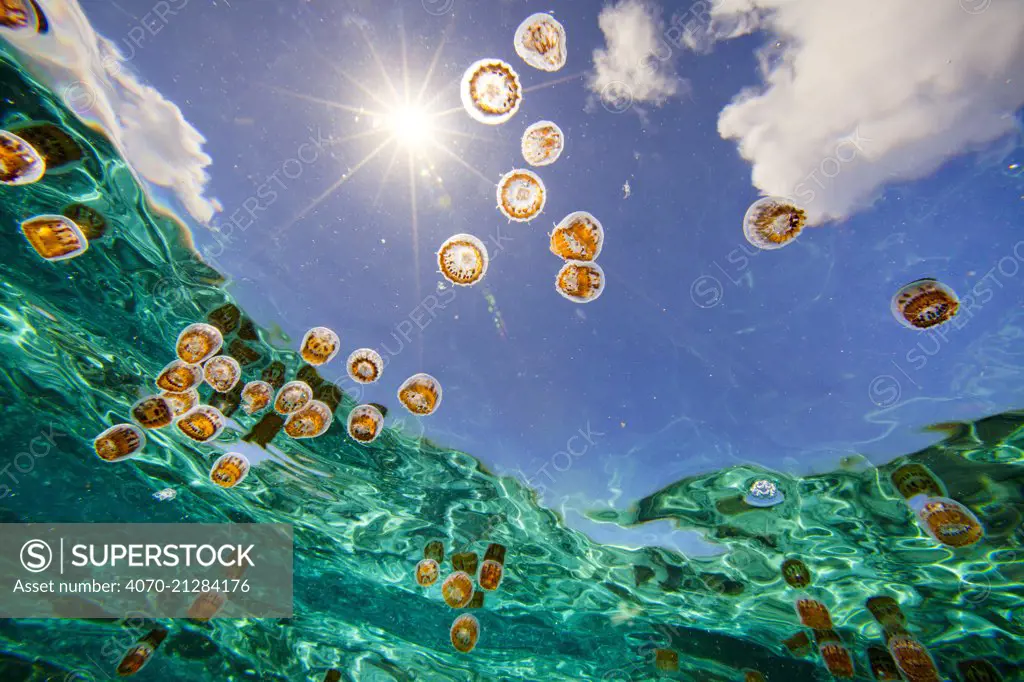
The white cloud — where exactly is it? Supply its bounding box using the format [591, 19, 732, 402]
[589, 0, 681, 109]
[703, 0, 1024, 225]
[3, 0, 221, 223]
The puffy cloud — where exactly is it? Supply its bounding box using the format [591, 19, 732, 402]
[704, 0, 1024, 225]
[4, 0, 221, 223]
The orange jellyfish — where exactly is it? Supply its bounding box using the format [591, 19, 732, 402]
[131, 396, 174, 430]
[450, 613, 480, 653]
[912, 496, 984, 548]
[781, 558, 812, 589]
[0, 130, 44, 184]
[275, 380, 313, 415]
[161, 389, 199, 418]
[795, 598, 832, 630]
[397, 373, 443, 416]
[156, 359, 202, 392]
[521, 120, 565, 167]
[442, 571, 474, 608]
[890, 463, 945, 500]
[460, 58, 522, 126]
[62, 204, 107, 241]
[187, 590, 226, 621]
[888, 634, 940, 682]
[891, 279, 959, 330]
[957, 659, 1003, 682]
[556, 260, 605, 303]
[347, 404, 384, 444]
[550, 212, 604, 262]
[868, 646, 903, 681]
[284, 400, 333, 439]
[209, 453, 250, 489]
[744, 671, 766, 682]
[783, 631, 812, 657]
[94, 424, 146, 463]
[438, 234, 489, 286]
[816, 630, 855, 679]
[20, 214, 88, 261]
[240, 380, 274, 415]
[176, 405, 226, 443]
[497, 168, 545, 222]
[478, 543, 505, 591]
[203, 355, 242, 393]
[416, 558, 440, 587]
[115, 628, 167, 677]
[347, 348, 384, 384]
[514, 13, 567, 72]
[300, 326, 341, 366]
[866, 596, 906, 630]
[742, 196, 806, 250]
[655, 649, 679, 672]
[176, 323, 224, 365]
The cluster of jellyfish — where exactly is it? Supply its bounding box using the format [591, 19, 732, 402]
[454, 14, 603, 304]
[413, 539, 508, 654]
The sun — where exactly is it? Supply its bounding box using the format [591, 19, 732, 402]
[384, 104, 437, 151]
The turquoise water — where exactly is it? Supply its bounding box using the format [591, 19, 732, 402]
[1, 30, 1023, 682]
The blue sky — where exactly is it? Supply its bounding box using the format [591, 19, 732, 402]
[42, 0, 1024, 548]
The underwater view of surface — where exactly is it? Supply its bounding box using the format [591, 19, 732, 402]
[1, 0, 1023, 680]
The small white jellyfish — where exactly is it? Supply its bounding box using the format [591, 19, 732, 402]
[347, 348, 384, 384]
[438, 234, 489, 286]
[275, 381, 314, 415]
[209, 453, 250, 489]
[555, 260, 605, 304]
[152, 488, 177, 502]
[176, 405, 226, 443]
[460, 59, 522, 126]
[397, 373, 443, 416]
[0, 130, 44, 185]
[284, 400, 333, 439]
[20, 215, 88, 261]
[176, 323, 223, 365]
[549, 212, 604, 261]
[521, 120, 564, 167]
[300, 326, 341, 366]
[890, 279, 960, 330]
[743, 196, 806, 250]
[240, 380, 274, 415]
[514, 13, 567, 72]
[497, 169, 546, 222]
[203, 355, 241, 393]
[744, 479, 785, 508]
[347, 404, 384, 444]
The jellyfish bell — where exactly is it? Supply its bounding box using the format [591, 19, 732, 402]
[131, 396, 174, 430]
[176, 405, 226, 443]
[284, 400, 333, 439]
[888, 634, 940, 682]
[346, 348, 384, 384]
[914, 496, 984, 548]
[300, 326, 341, 366]
[478, 559, 503, 591]
[460, 58, 522, 125]
[415, 558, 440, 587]
[745, 478, 785, 507]
[442, 571, 474, 608]
[161, 389, 199, 418]
[549, 212, 603, 262]
[347, 404, 384, 444]
[209, 453, 250, 489]
[514, 13, 567, 72]
[555, 260, 605, 303]
[890, 462, 946, 500]
[743, 196, 807, 250]
[155, 359, 202, 392]
[203, 355, 242, 393]
[794, 598, 833, 630]
[274, 381, 314, 416]
[783, 631, 812, 657]
[397, 373, 443, 416]
[438, 234, 489, 286]
[20, 214, 89, 261]
[781, 558, 811, 589]
[176, 323, 224, 365]
[521, 120, 565, 167]
[187, 590, 226, 621]
[0, 130, 44, 184]
[496, 168, 546, 222]
[450, 613, 480, 653]
[94, 424, 146, 463]
[818, 641, 855, 679]
[240, 380, 274, 415]
[891, 278, 960, 330]
[0, 0, 39, 32]
[115, 628, 167, 677]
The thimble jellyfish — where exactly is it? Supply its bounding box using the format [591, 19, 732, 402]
[816, 632, 855, 679]
[300, 326, 341, 366]
[438, 234, 489, 286]
[209, 453, 250, 489]
[20, 215, 88, 261]
[795, 598, 832, 630]
[868, 646, 903, 681]
[187, 590, 226, 621]
[550, 212, 603, 262]
[161, 389, 199, 418]
[347, 404, 384, 444]
[781, 558, 811, 589]
[866, 596, 906, 630]
[521, 120, 564, 167]
[744, 672, 766, 682]
[655, 649, 679, 672]
[478, 543, 505, 591]
[888, 634, 940, 682]
[745, 479, 785, 507]
[240, 381, 273, 415]
[397, 373, 442, 416]
[450, 613, 479, 653]
[783, 631, 812, 657]
[176, 405, 226, 443]
[346, 348, 384, 384]
[0, 130, 44, 184]
[743, 196, 806, 250]
[415, 558, 440, 587]
[913, 496, 984, 548]
[93, 424, 146, 463]
[275, 381, 313, 415]
[176, 323, 223, 365]
[957, 659, 1003, 682]
[284, 400, 333, 439]
[460, 59, 522, 125]
[203, 355, 241, 393]
[891, 279, 960, 330]
[442, 571, 474, 608]
[115, 628, 167, 677]
[514, 13, 567, 72]
[62, 204, 108, 241]
[497, 169, 545, 222]
[555, 260, 605, 303]
[131, 396, 174, 430]
[155, 359, 201, 392]
[891, 463, 946, 500]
